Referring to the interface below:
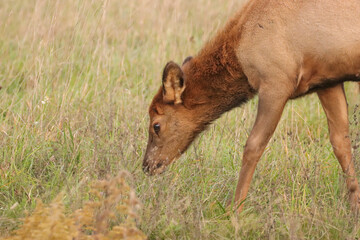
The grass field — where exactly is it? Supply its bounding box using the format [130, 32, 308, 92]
[0, 0, 360, 239]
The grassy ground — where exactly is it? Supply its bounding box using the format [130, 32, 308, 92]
[0, 0, 359, 239]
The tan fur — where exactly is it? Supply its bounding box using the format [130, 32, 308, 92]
[143, 0, 360, 212]
[162, 62, 186, 104]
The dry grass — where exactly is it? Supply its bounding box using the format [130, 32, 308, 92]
[0, 0, 359, 239]
[3, 174, 146, 240]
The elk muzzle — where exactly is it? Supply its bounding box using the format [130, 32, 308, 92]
[142, 144, 169, 175]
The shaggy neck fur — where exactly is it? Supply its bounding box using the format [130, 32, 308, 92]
[182, 19, 256, 126]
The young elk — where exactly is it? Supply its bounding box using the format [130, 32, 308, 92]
[143, 0, 360, 212]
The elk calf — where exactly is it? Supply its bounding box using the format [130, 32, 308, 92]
[143, 0, 360, 212]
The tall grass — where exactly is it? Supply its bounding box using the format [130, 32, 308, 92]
[0, 0, 359, 239]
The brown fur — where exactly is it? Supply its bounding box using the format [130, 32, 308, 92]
[143, 0, 360, 212]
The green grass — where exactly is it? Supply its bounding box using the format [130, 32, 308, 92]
[0, 0, 359, 239]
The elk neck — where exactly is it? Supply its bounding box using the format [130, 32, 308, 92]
[181, 29, 256, 126]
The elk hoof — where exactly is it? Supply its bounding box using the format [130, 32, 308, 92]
[226, 196, 245, 214]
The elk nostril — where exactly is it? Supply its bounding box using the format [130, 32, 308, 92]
[156, 163, 163, 169]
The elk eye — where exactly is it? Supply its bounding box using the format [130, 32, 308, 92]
[153, 123, 161, 134]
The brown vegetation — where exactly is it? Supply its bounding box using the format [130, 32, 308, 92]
[2, 174, 146, 240]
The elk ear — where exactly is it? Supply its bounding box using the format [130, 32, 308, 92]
[162, 61, 185, 104]
[182, 56, 193, 66]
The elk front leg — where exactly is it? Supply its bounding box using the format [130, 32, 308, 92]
[233, 90, 289, 212]
[317, 84, 360, 211]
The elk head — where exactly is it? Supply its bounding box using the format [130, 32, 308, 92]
[143, 57, 204, 175]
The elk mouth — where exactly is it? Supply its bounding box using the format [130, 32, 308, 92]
[143, 142, 185, 175]
[142, 162, 167, 176]
[142, 155, 179, 176]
